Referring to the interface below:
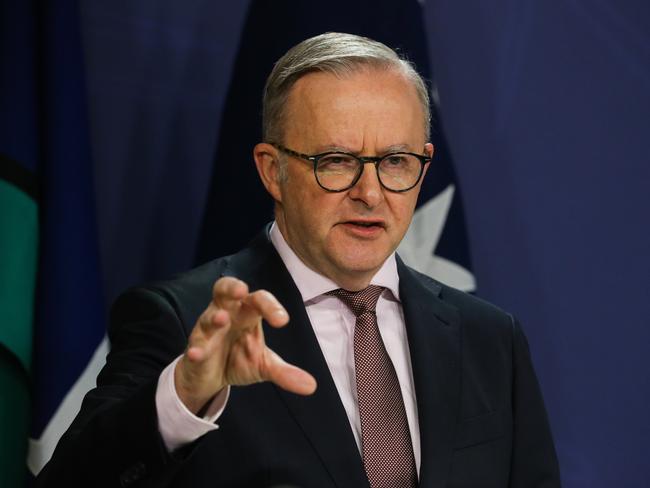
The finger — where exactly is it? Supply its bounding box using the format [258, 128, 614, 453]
[196, 306, 230, 334]
[212, 276, 248, 308]
[187, 308, 231, 362]
[263, 349, 317, 396]
[242, 290, 289, 328]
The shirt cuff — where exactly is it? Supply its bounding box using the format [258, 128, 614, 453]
[155, 355, 230, 452]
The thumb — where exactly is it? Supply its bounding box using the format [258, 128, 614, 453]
[263, 349, 317, 396]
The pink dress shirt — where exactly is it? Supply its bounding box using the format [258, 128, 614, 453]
[156, 223, 421, 474]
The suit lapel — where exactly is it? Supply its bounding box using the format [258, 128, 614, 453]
[225, 231, 369, 488]
[398, 259, 461, 488]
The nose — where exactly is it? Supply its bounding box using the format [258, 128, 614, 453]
[347, 162, 384, 208]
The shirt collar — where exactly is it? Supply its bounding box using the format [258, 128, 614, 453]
[269, 222, 400, 303]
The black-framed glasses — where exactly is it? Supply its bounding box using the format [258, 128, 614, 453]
[271, 143, 431, 193]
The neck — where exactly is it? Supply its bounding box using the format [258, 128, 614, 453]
[327, 273, 374, 292]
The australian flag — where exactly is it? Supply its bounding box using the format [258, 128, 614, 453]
[0, 1, 106, 485]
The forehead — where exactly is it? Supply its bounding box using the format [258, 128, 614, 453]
[283, 68, 425, 152]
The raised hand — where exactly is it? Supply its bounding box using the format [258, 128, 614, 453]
[174, 276, 317, 414]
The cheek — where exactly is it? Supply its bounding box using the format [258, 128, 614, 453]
[390, 195, 418, 225]
[283, 186, 330, 231]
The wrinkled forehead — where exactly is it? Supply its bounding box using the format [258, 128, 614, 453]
[282, 69, 426, 151]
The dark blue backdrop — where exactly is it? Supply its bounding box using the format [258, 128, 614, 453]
[78, 1, 649, 486]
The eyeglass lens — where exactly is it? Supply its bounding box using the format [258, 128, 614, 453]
[316, 153, 422, 191]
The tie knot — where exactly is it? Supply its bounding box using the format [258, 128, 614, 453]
[328, 285, 384, 317]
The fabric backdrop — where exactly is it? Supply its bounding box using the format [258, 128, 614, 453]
[1, 0, 647, 486]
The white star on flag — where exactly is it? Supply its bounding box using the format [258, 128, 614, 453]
[398, 185, 476, 292]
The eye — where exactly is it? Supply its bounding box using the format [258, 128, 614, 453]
[379, 154, 420, 178]
[384, 155, 408, 166]
[317, 154, 358, 171]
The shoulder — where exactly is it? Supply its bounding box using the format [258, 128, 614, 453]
[109, 230, 277, 333]
[109, 256, 231, 335]
[403, 264, 516, 339]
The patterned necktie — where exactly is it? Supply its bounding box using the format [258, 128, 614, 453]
[328, 286, 417, 488]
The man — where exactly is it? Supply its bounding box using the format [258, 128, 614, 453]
[38, 33, 560, 487]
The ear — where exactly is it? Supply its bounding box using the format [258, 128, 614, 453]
[254, 143, 283, 202]
[422, 142, 434, 177]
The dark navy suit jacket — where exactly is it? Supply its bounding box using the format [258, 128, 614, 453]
[38, 229, 560, 488]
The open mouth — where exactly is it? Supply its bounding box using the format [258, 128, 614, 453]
[343, 220, 385, 229]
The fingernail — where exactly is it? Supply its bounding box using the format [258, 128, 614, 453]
[275, 309, 288, 318]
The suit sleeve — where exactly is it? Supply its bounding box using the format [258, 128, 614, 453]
[36, 287, 197, 488]
[509, 316, 562, 488]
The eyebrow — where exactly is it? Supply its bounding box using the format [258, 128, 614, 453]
[315, 143, 414, 155]
[315, 145, 354, 154]
[382, 144, 412, 153]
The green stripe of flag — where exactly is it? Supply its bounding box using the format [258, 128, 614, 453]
[0, 348, 31, 486]
[0, 177, 38, 487]
[0, 178, 38, 367]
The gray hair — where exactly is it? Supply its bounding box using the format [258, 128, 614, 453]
[262, 32, 431, 145]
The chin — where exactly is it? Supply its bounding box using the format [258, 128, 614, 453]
[325, 235, 395, 275]
[332, 250, 389, 275]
